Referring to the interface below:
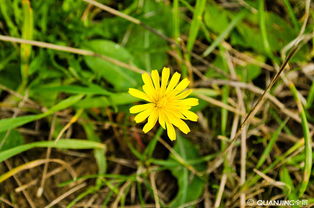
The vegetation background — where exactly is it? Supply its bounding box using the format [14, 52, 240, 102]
[0, 0, 313, 207]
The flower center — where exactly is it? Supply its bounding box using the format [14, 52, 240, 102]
[154, 94, 169, 109]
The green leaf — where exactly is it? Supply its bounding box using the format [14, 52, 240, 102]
[280, 167, 297, 201]
[0, 63, 20, 90]
[75, 97, 110, 109]
[0, 115, 42, 133]
[187, 0, 206, 52]
[256, 119, 287, 169]
[0, 139, 105, 163]
[81, 113, 107, 186]
[235, 55, 263, 82]
[204, 3, 229, 34]
[83, 40, 141, 91]
[74, 93, 139, 109]
[33, 84, 112, 96]
[44, 94, 84, 114]
[0, 94, 84, 132]
[167, 135, 205, 208]
[232, 11, 296, 55]
[125, 0, 170, 70]
[203, 11, 246, 57]
[0, 130, 24, 151]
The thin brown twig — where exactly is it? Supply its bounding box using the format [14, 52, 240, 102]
[37, 114, 57, 197]
[1, 92, 36, 208]
[150, 172, 160, 208]
[82, 0, 140, 24]
[0, 35, 145, 74]
[4, 161, 36, 208]
[214, 174, 228, 208]
[0, 197, 17, 208]
[44, 183, 87, 208]
[55, 109, 83, 143]
[214, 81, 241, 208]
[0, 84, 39, 107]
[224, 44, 300, 154]
[15, 158, 82, 193]
[158, 137, 202, 177]
[225, 51, 247, 208]
[1, 159, 77, 183]
[205, 44, 301, 174]
[196, 79, 304, 125]
[111, 180, 132, 208]
[281, 0, 311, 57]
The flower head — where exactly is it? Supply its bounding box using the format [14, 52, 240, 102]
[128, 67, 199, 140]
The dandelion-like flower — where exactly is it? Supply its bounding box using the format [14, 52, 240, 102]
[128, 67, 199, 141]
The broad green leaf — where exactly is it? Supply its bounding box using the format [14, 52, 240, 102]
[0, 63, 20, 90]
[204, 3, 229, 34]
[205, 55, 228, 79]
[83, 40, 141, 91]
[0, 130, 24, 151]
[232, 11, 296, 55]
[29, 79, 61, 107]
[203, 12, 246, 57]
[237, 64, 262, 82]
[125, 0, 170, 70]
[167, 135, 206, 208]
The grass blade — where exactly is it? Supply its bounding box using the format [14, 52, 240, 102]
[258, 0, 272, 57]
[0, 94, 84, 132]
[306, 80, 314, 109]
[256, 119, 288, 169]
[202, 12, 246, 57]
[187, 0, 206, 52]
[283, 0, 300, 31]
[20, 0, 33, 89]
[0, 139, 105, 163]
[290, 83, 312, 197]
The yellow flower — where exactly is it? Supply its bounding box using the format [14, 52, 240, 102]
[128, 67, 199, 141]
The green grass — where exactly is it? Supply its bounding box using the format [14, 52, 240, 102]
[0, 0, 313, 207]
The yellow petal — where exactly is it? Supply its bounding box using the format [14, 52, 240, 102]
[176, 89, 193, 99]
[151, 70, 160, 89]
[130, 103, 154, 114]
[166, 72, 181, 92]
[129, 88, 151, 102]
[142, 73, 154, 89]
[134, 106, 154, 123]
[158, 111, 166, 129]
[182, 110, 198, 122]
[166, 122, 176, 141]
[143, 85, 155, 98]
[143, 110, 158, 133]
[161, 67, 170, 89]
[166, 113, 190, 134]
[172, 78, 190, 94]
[163, 108, 184, 118]
[178, 98, 199, 106]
